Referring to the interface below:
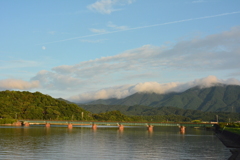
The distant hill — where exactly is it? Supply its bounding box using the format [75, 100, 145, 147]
[88, 85, 240, 112]
[0, 90, 92, 120]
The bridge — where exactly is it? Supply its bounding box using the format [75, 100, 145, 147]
[16, 120, 214, 133]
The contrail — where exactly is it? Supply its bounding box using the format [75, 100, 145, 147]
[37, 11, 240, 45]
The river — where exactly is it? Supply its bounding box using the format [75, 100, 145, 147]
[0, 125, 231, 160]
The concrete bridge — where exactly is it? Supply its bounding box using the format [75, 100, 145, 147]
[16, 120, 214, 133]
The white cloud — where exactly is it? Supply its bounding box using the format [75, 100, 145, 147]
[52, 44, 164, 77]
[89, 22, 129, 34]
[89, 28, 107, 33]
[107, 21, 129, 30]
[70, 84, 133, 102]
[69, 76, 240, 102]
[0, 79, 40, 90]
[87, 0, 135, 14]
[52, 26, 240, 77]
[31, 70, 84, 90]
[42, 46, 46, 50]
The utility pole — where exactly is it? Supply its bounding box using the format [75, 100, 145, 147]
[216, 115, 218, 123]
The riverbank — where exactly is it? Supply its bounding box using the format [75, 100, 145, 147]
[215, 129, 240, 160]
[0, 123, 20, 126]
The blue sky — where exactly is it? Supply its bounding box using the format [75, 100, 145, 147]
[1, 0, 240, 102]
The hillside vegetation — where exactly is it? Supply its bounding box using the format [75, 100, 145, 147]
[0, 90, 92, 120]
[88, 85, 240, 112]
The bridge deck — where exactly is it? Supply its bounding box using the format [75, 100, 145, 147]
[19, 120, 213, 127]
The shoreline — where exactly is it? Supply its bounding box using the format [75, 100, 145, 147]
[0, 123, 17, 126]
[215, 129, 240, 160]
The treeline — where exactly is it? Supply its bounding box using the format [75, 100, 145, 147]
[92, 110, 191, 122]
[79, 104, 240, 122]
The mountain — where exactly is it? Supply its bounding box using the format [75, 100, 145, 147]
[88, 84, 240, 112]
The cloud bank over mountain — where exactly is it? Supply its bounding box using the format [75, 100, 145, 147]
[69, 75, 240, 103]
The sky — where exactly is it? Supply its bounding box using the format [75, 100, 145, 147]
[1, 0, 240, 103]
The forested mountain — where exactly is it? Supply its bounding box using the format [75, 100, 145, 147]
[0, 90, 92, 120]
[88, 85, 240, 112]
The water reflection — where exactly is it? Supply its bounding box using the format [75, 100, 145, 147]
[0, 126, 231, 160]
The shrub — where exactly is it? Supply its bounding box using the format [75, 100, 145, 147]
[192, 120, 202, 123]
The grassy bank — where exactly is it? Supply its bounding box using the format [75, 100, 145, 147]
[224, 127, 240, 135]
[218, 122, 240, 135]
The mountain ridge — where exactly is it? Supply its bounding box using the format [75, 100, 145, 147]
[88, 84, 240, 112]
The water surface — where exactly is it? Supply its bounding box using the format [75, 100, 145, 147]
[0, 125, 231, 160]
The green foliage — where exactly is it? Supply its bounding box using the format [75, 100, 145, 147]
[191, 120, 202, 123]
[140, 115, 191, 122]
[215, 122, 240, 135]
[0, 90, 93, 121]
[227, 122, 240, 128]
[218, 122, 228, 128]
[91, 110, 191, 122]
[0, 118, 16, 124]
[93, 111, 132, 122]
[225, 127, 240, 135]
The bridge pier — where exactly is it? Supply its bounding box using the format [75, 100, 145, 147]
[147, 125, 153, 132]
[45, 123, 51, 127]
[92, 124, 97, 130]
[118, 124, 124, 131]
[68, 123, 73, 129]
[24, 122, 30, 127]
[180, 126, 186, 134]
[14, 121, 22, 126]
